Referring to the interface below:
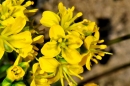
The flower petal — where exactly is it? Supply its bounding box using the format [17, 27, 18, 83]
[84, 36, 93, 49]
[33, 35, 44, 44]
[32, 63, 39, 74]
[8, 31, 32, 48]
[94, 30, 100, 41]
[30, 79, 36, 86]
[2, 17, 26, 36]
[62, 48, 81, 64]
[85, 53, 92, 70]
[67, 35, 83, 49]
[39, 57, 59, 72]
[0, 39, 4, 59]
[49, 25, 65, 40]
[41, 41, 61, 57]
[40, 11, 60, 27]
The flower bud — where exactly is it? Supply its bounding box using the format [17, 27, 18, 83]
[6, 65, 25, 82]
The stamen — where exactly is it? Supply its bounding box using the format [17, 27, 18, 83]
[99, 45, 107, 49]
[94, 55, 102, 60]
[98, 40, 104, 43]
[91, 58, 98, 64]
[63, 71, 71, 84]
[67, 72, 77, 85]
[65, 12, 83, 28]
[98, 52, 105, 56]
[69, 70, 83, 80]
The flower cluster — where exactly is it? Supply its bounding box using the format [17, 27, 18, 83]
[0, 0, 110, 86]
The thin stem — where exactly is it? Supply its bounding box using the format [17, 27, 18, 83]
[105, 34, 130, 45]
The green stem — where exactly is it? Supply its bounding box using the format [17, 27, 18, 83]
[106, 34, 130, 45]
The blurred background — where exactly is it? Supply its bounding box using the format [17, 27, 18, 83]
[31, 0, 130, 86]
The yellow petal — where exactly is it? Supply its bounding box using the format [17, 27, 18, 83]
[0, 39, 4, 59]
[85, 53, 92, 70]
[1, 17, 15, 26]
[39, 57, 59, 72]
[58, 2, 66, 15]
[62, 48, 81, 64]
[19, 45, 33, 58]
[9, 31, 32, 48]
[30, 79, 36, 86]
[12, 6, 25, 18]
[2, 17, 26, 36]
[84, 36, 93, 49]
[41, 41, 61, 57]
[94, 30, 100, 41]
[67, 35, 83, 49]
[40, 11, 60, 27]
[87, 22, 96, 32]
[33, 35, 44, 44]
[49, 25, 65, 40]
[68, 64, 83, 74]
[79, 53, 88, 66]
[32, 63, 39, 74]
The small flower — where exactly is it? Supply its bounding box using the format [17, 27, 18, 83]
[50, 58, 83, 86]
[0, 0, 37, 26]
[6, 65, 25, 82]
[30, 63, 50, 86]
[40, 2, 82, 30]
[41, 25, 83, 64]
[79, 32, 108, 70]
[0, 17, 32, 59]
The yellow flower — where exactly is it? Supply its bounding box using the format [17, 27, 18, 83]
[41, 25, 83, 64]
[40, 2, 82, 30]
[30, 63, 50, 86]
[6, 65, 25, 82]
[58, 2, 82, 29]
[79, 31, 108, 70]
[38, 57, 83, 86]
[51, 59, 83, 86]
[0, 0, 37, 26]
[0, 17, 32, 59]
[68, 19, 97, 39]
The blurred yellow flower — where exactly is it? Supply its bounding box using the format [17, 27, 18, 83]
[0, 0, 37, 26]
[0, 17, 32, 59]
